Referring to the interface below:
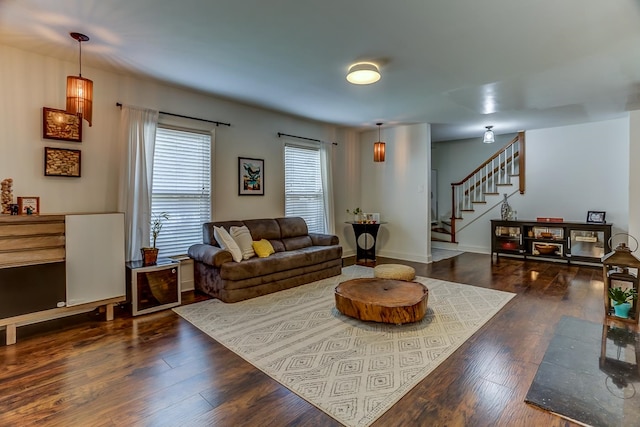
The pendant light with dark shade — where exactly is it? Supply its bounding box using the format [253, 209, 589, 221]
[374, 122, 385, 162]
[66, 32, 93, 127]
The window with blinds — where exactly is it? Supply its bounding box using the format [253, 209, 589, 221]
[284, 144, 325, 233]
[152, 126, 211, 257]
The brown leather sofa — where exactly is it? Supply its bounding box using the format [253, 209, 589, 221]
[188, 217, 342, 302]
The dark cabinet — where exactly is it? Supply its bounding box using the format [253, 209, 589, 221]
[491, 220, 612, 264]
[126, 259, 181, 316]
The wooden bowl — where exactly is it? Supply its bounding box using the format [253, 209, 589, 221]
[535, 244, 557, 255]
[540, 232, 554, 239]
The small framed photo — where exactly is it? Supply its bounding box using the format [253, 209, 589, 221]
[17, 196, 40, 215]
[238, 157, 264, 196]
[586, 211, 606, 224]
[43, 107, 82, 142]
[45, 147, 81, 178]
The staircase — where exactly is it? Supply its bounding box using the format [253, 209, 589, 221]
[432, 132, 525, 243]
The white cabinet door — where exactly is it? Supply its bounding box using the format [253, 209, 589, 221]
[65, 213, 125, 306]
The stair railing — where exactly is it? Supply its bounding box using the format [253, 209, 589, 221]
[449, 131, 525, 242]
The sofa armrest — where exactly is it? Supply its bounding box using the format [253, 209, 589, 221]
[188, 244, 233, 267]
[309, 233, 339, 246]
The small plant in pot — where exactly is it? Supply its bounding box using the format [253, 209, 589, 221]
[140, 212, 169, 266]
[346, 207, 362, 223]
[608, 286, 638, 319]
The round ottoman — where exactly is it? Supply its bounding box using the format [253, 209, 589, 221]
[373, 264, 416, 281]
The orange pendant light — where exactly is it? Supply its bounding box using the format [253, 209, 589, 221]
[66, 32, 93, 127]
[374, 122, 385, 162]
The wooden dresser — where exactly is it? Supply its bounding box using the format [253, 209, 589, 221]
[0, 213, 125, 345]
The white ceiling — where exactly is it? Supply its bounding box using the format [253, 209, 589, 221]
[2, 0, 640, 141]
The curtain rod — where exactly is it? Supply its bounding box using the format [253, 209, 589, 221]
[277, 132, 338, 146]
[116, 103, 231, 127]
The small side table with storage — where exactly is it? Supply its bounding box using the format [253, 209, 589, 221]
[347, 222, 387, 267]
[126, 258, 181, 316]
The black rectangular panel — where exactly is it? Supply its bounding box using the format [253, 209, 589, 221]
[0, 262, 66, 318]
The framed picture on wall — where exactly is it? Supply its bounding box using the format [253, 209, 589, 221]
[238, 157, 264, 196]
[44, 147, 81, 178]
[43, 107, 82, 142]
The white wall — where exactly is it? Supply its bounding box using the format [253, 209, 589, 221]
[0, 44, 357, 221]
[446, 118, 630, 253]
[351, 123, 431, 263]
[0, 45, 361, 290]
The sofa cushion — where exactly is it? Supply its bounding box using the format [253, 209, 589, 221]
[282, 235, 312, 251]
[276, 217, 308, 238]
[244, 219, 281, 241]
[230, 225, 255, 260]
[252, 239, 275, 258]
[214, 226, 242, 262]
[269, 239, 286, 252]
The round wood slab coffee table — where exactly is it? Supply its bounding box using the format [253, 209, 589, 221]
[335, 278, 428, 325]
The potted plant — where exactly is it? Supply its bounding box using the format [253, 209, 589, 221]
[346, 207, 362, 223]
[608, 286, 638, 319]
[141, 212, 169, 266]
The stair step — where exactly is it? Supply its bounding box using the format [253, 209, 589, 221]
[431, 227, 451, 235]
[496, 183, 513, 186]
[461, 209, 475, 212]
[431, 236, 450, 242]
[442, 220, 451, 226]
[471, 200, 487, 204]
[483, 192, 499, 195]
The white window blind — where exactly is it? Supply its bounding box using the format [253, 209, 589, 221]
[284, 144, 325, 233]
[152, 126, 211, 257]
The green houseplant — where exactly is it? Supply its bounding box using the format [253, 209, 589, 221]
[608, 286, 638, 319]
[346, 207, 362, 223]
[141, 212, 169, 266]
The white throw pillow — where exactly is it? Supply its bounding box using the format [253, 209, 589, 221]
[213, 226, 242, 262]
[230, 225, 256, 260]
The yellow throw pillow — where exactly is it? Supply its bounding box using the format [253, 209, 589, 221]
[252, 239, 275, 258]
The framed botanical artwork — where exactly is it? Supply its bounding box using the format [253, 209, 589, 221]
[43, 107, 82, 142]
[586, 211, 606, 224]
[44, 147, 81, 178]
[17, 196, 40, 215]
[238, 157, 264, 195]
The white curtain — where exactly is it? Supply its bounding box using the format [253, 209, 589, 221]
[320, 141, 335, 234]
[117, 105, 159, 261]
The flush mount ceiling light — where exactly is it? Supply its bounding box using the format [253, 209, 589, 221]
[373, 122, 385, 162]
[483, 126, 495, 143]
[347, 62, 381, 85]
[66, 32, 93, 127]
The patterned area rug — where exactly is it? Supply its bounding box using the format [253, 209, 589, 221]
[174, 266, 515, 427]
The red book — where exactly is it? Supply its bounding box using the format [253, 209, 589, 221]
[536, 217, 564, 223]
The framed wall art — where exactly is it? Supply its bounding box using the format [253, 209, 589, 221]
[586, 211, 606, 224]
[17, 196, 39, 215]
[44, 147, 81, 178]
[238, 157, 264, 195]
[43, 107, 82, 142]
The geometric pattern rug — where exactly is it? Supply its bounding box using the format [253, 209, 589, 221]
[174, 265, 515, 426]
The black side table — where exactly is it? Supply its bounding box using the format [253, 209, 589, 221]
[347, 222, 386, 267]
[125, 258, 181, 316]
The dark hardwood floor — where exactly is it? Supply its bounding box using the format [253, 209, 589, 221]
[0, 253, 613, 426]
